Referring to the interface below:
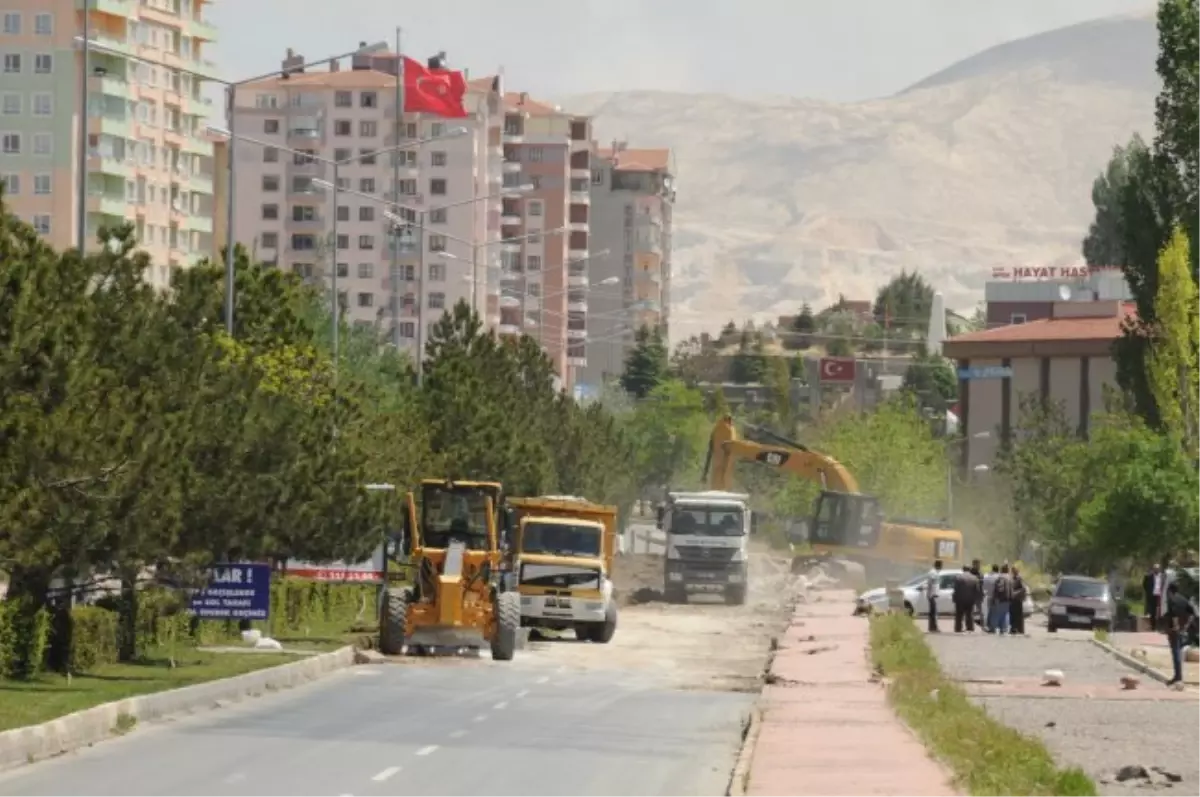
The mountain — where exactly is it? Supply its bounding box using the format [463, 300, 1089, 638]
[560, 12, 1158, 343]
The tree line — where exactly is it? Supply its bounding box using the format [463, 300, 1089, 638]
[0, 200, 655, 677]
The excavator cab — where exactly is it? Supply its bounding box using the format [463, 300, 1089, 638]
[810, 490, 884, 550]
[379, 479, 521, 661]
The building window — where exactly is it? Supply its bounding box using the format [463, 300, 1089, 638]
[1, 93, 18, 115]
[398, 178, 417, 196]
[263, 118, 279, 134]
[293, 149, 315, 165]
[0, 173, 18, 194]
[429, 262, 445, 281]
[429, 234, 446, 252]
[528, 147, 543, 162]
[358, 234, 375, 250]
[263, 147, 278, 163]
[254, 94, 278, 109]
[261, 203, 278, 220]
[260, 232, 278, 249]
[430, 178, 446, 195]
[429, 207, 447, 224]
[428, 292, 445, 309]
[358, 206, 374, 222]
[358, 262, 374, 278]
[359, 177, 375, 193]
[334, 119, 351, 136]
[33, 173, 50, 194]
[359, 148, 376, 166]
[3, 54, 20, 74]
[262, 175, 280, 192]
[530, 175, 541, 189]
[291, 234, 315, 250]
[336, 234, 349, 250]
[335, 262, 349, 278]
[528, 200, 542, 217]
[357, 292, 374, 307]
[34, 12, 51, 34]
[292, 205, 317, 221]
[2, 12, 19, 34]
[431, 151, 447, 167]
[430, 122, 444, 138]
[34, 54, 51, 74]
[1, 133, 20, 154]
[333, 147, 350, 162]
[33, 214, 50, 234]
[399, 322, 415, 338]
[336, 205, 350, 222]
[592, 169, 604, 185]
[292, 263, 314, 279]
[527, 255, 541, 271]
[528, 283, 541, 297]
[359, 120, 377, 137]
[334, 91, 352, 107]
[360, 91, 377, 108]
[1011, 313, 1027, 324]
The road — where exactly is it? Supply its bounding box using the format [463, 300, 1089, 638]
[0, 642, 754, 797]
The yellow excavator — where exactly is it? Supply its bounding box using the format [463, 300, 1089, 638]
[380, 479, 521, 660]
[704, 415, 963, 583]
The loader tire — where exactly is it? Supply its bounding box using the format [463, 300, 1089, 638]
[491, 591, 520, 662]
[593, 603, 617, 644]
[380, 588, 409, 656]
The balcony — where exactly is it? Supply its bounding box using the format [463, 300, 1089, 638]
[636, 268, 662, 284]
[568, 299, 588, 312]
[88, 113, 131, 138]
[488, 144, 504, 158]
[501, 240, 522, 254]
[288, 183, 325, 198]
[87, 154, 131, 179]
[570, 137, 589, 152]
[288, 126, 322, 142]
[502, 128, 523, 145]
[82, 34, 136, 58]
[503, 159, 521, 174]
[86, 192, 127, 217]
[570, 167, 590, 180]
[501, 212, 522, 225]
[568, 219, 588, 233]
[287, 216, 326, 230]
[567, 326, 587, 340]
[567, 272, 588, 287]
[77, 0, 135, 17]
[498, 323, 521, 336]
[180, 214, 213, 233]
[191, 58, 222, 81]
[184, 16, 218, 41]
[90, 75, 131, 99]
[570, 190, 590, 204]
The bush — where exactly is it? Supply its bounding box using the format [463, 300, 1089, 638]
[0, 599, 51, 680]
[69, 606, 119, 672]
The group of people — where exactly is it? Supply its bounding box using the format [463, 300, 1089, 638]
[924, 559, 1027, 635]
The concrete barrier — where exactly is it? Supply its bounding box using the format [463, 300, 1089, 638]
[0, 645, 356, 772]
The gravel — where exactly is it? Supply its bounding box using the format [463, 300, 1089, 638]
[926, 632, 1200, 796]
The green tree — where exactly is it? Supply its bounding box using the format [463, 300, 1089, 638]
[1154, 0, 1199, 269]
[793, 304, 815, 334]
[624, 380, 710, 496]
[1146, 226, 1199, 455]
[902, 345, 958, 410]
[620, 324, 670, 399]
[873, 270, 933, 332]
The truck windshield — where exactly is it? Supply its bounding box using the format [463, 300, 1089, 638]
[522, 521, 602, 558]
[421, 484, 491, 549]
[669, 506, 744, 537]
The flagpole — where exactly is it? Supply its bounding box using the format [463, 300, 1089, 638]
[392, 27, 403, 351]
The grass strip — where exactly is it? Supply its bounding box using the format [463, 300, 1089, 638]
[869, 613, 1097, 796]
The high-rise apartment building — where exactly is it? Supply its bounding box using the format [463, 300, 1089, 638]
[493, 91, 593, 383]
[0, 0, 219, 287]
[227, 49, 504, 357]
[579, 142, 675, 391]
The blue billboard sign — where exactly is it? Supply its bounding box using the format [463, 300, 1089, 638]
[957, 365, 1013, 380]
[188, 563, 271, 621]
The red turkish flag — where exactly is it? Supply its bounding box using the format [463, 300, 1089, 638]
[818, 357, 856, 383]
[403, 56, 468, 118]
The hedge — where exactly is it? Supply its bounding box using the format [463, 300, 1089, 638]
[0, 578, 377, 679]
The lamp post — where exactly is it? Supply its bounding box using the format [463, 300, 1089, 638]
[77, 35, 388, 332]
[205, 125, 467, 380]
[945, 431, 992, 525]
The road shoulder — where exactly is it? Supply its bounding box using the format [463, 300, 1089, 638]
[744, 590, 957, 796]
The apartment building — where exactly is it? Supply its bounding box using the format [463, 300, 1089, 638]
[0, 0, 218, 288]
[578, 142, 675, 391]
[228, 49, 503, 355]
[985, 266, 1131, 328]
[491, 91, 592, 383]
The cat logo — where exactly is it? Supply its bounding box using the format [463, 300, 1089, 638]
[756, 451, 789, 468]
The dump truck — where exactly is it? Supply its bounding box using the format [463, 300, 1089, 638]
[379, 479, 521, 660]
[507, 495, 618, 643]
[656, 490, 752, 605]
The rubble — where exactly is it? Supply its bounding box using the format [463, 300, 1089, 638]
[1043, 669, 1065, 686]
[1098, 764, 1183, 787]
[1119, 675, 1140, 690]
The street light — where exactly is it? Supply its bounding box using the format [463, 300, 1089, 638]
[75, 33, 386, 331]
[205, 124, 468, 380]
[945, 431, 991, 525]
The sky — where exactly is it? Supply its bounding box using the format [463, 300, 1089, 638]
[208, 0, 1153, 103]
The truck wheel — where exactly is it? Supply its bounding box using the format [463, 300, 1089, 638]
[664, 586, 687, 604]
[491, 591, 520, 661]
[380, 588, 410, 655]
[593, 603, 618, 644]
[725, 586, 747, 606]
[575, 624, 594, 642]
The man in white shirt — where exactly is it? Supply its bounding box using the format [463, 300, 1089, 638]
[1143, 564, 1165, 631]
[926, 559, 944, 632]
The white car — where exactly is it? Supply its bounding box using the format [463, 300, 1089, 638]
[856, 568, 1036, 617]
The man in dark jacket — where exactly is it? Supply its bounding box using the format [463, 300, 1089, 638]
[1009, 567, 1027, 635]
[952, 568, 980, 632]
[1163, 582, 1196, 687]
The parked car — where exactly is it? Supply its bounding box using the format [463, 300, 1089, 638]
[856, 568, 1035, 618]
[1047, 575, 1116, 632]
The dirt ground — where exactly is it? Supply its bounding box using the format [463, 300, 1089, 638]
[526, 540, 800, 692]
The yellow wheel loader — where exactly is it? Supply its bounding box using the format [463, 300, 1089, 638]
[379, 479, 521, 661]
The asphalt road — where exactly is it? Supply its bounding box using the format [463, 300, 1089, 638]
[0, 657, 751, 797]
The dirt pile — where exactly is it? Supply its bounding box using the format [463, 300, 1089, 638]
[614, 553, 665, 605]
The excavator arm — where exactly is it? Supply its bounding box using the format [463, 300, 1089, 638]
[703, 415, 861, 494]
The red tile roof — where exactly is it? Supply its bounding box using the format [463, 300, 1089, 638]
[946, 303, 1136, 345]
[596, 146, 671, 172]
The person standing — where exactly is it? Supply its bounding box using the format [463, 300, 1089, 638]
[953, 567, 980, 632]
[1143, 563, 1165, 630]
[989, 564, 1012, 634]
[926, 559, 944, 633]
[981, 564, 1000, 632]
[1163, 582, 1196, 687]
[1009, 566, 1027, 635]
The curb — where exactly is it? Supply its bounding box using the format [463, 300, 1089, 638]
[0, 645, 356, 772]
[727, 704, 762, 797]
[1088, 637, 1173, 685]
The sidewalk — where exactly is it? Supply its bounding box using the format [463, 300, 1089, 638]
[1108, 630, 1199, 685]
[745, 590, 957, 796]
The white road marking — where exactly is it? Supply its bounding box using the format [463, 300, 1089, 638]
[352, 670, 380, 677]
[493, 700, 508, 710]
[515, 689, 529, 698]
[535, 675, 549, 684]
[449, 729, 467, 739]
[223, 773, 246, 784]
[473, 714, 488, 722]
[415, 745, 439, 757]
[371, 767, 401, 782]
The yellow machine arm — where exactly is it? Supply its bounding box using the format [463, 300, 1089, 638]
[704, 415, 861, 494]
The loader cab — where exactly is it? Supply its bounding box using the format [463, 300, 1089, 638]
[419, 480, 500, 551]
[810, 490, 883, 550]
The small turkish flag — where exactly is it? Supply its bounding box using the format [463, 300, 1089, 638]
[819, 357, 856, 383]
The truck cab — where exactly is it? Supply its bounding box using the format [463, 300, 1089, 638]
[657, 490, 751, 605]
[508, 496, 619, 644]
